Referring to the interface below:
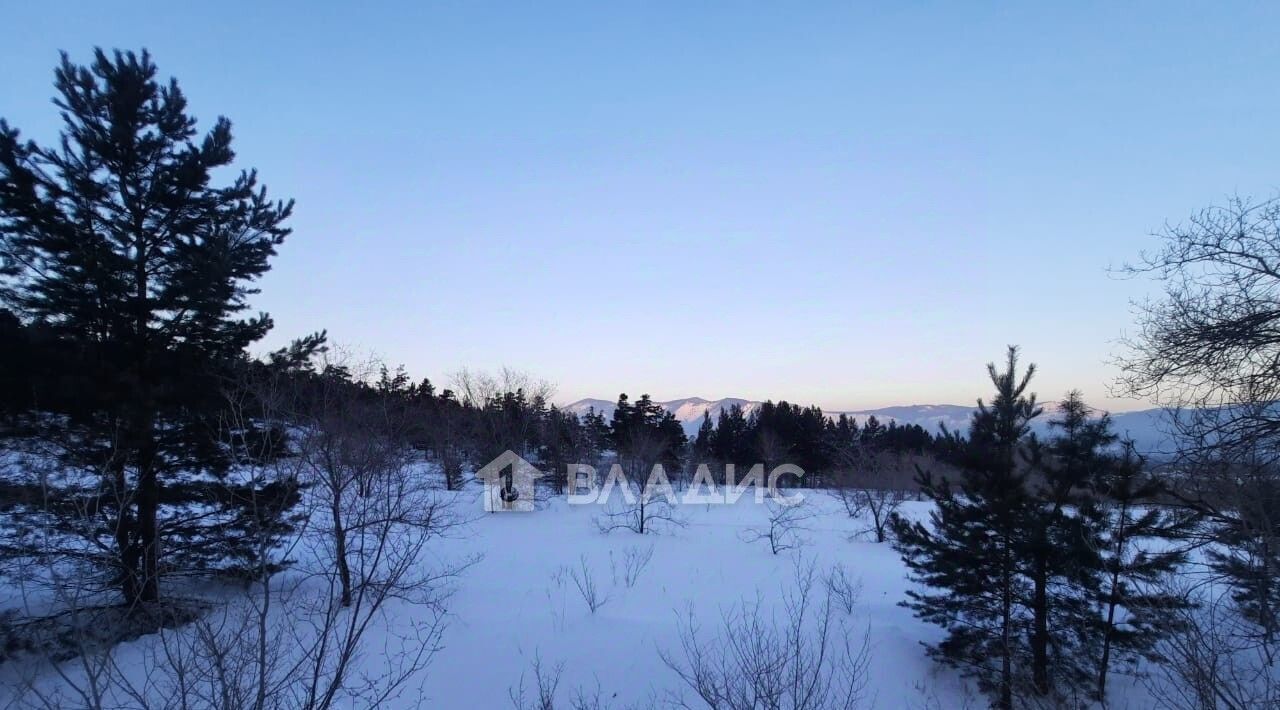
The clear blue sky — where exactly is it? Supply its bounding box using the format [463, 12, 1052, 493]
[3, 2, 1277, 411]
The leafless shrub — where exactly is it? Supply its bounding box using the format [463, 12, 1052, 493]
[610, 545, 655, 589]
[508, 656, 650, 710]
[833, 483, 866, 520]
[739, 498, 814, 555]
[823, 563, 862, 616]
[568, 555, 610, 615]
[909, 677, 981, 710]
[593, 467, 686, 536]
[1145, 577, 1280, 710]
[7, 358, 474, 709]
[659, 559, 871, 710]
[567, 678, 621, 710]
[831, 448, 909, 543]
[856, 487, 905, 544]
[509, 653, 564, 710]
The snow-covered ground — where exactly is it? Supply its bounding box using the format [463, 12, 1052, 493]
[428, 491, 961, 708]
[1, 484, 1165, 708]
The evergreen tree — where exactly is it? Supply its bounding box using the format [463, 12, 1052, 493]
[1202, 467, 1280, 652]
[891, 347, 1041, 709]
[539, 405, 593, 494]
[1022, 391, 1112, 697]
[610, 394, 686, 471]
[830, 413, 858, 451]
[692, 411, 714, 462]
[0, 49, 301, 605]
[1092, 441, 1189, 698]
[711, 403, 748, 470]
[860, 415, 884, 446]
[580, 407, 610, 460]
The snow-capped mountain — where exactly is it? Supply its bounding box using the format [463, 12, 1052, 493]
[563, 397, 762, 429]
[563, 397, 975, 435]
[562, 397, 1171, 453]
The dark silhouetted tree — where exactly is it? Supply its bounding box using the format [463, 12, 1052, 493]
[0, 49, 301, 605]
[891, 347, 1040, 709]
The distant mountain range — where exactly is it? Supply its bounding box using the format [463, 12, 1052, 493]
[563, 397, 1172, 454]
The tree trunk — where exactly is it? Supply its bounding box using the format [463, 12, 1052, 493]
[332, 498, 352, 607]
[999, 544, 1014, 710]
[112, 457, 141, 606]
[1098, 571, 1119, 698]
[137, 471, 160, 602]
[136, 416, 161, 603]
[1099, 503, 1128, 699]
[1259, 532, 1276, 663]
[132, 212, 160, 604]
[1031, 556, 1050, 695]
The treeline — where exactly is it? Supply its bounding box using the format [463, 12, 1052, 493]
[690, 400, 936, 475]
[4, 284, 947, 611]
[5, 278, 951, 599]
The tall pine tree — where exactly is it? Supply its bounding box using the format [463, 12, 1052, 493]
[1021, 391, 1112, 697]
[891, 347, 1040, 709]
[0, 49, 298, 605]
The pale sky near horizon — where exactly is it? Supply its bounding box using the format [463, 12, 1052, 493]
[3, 2, 1278, 412]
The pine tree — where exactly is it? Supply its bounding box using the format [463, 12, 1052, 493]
[580, 408, 610, 461]
[1022, 391, 1113, 697]
[692, 411, 714, 462]
[891, 347, 1040, 709]
[1092, 441, 1189, 698]
[1203, 470, 1280, 653]
[610, 394, 685, 471]
[711, 403, 747, 471]
[830, 413, 858, 452]
[0, 49, 299, 605]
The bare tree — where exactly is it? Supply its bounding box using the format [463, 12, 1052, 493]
[9, 356, 473, 710]
[610, 544, 655, 589]
[1146, 576, 1280, 710]
[595, 427, 685, 535]
[286, 354, 473, 707]
[846, 486, 905, 544]
[567, 555, 610, 614]
[508, 653, 564, 710]
[450, 367, 555, 412]
[1115, 195, 1280, 665]
[424, 397, 469, 491]
[593, 473, 684, 535]
[823, 563, 862, 616]
[660, 559, 871, 710]
[831, 446, 907, 543]
[740, 498, 814, 555]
